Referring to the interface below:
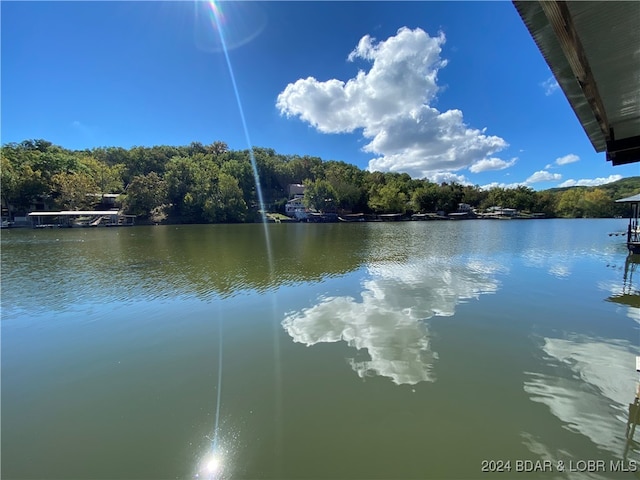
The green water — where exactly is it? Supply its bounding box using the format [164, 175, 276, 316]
[2, 220, 639, 479]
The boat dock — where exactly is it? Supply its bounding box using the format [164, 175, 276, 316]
[616, 194, 640, 254]
[27, 210, 135, 228]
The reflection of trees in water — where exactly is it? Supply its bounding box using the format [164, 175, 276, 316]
[283, 256, 501, 385]
[137, 223, 369, 296]
[2, 224, 370, 313]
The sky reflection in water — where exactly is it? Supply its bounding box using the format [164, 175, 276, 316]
[524, 336, 638, 455]
[282, 229, 640, 465]
[519, 254, 640, 468]
[2, 221, 639, 478]
[283, 256, 502, 385]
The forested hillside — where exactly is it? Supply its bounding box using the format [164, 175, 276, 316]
[2, 139, 639, 222]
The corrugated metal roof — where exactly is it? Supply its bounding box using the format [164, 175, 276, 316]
[572, 2, 640, 141]
[513, 1, 640, 165]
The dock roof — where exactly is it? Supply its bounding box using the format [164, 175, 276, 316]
[616, 194, 640, 204]
[27, 210, 121, 216]
[513, 1, 640, 165]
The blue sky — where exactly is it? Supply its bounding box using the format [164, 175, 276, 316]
[2, 1, 638, 189]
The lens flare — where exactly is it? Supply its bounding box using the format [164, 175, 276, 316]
[203, 0, 274, 283]
[206, 1, 224, 24]
[196, 451, 223, 479]
[212, 312, 223, 452]
[194, 0, 266, 53]
[199, 1, 282, 471]
[205, 453, 221, 473]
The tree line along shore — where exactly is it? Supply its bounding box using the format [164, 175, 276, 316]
[2, 139, 639, 224]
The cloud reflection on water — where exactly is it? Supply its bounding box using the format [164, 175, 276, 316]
[626, 307, 640, 324]
[520, 432, 608, 480]
[524, 336, 638, 455]
[519, 249, 572, 279]
[282, 257, 501, 385]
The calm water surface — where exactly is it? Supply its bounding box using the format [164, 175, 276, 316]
[2, 220, 639, 479]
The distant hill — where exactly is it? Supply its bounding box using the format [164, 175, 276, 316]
[545, 176, 640, 199]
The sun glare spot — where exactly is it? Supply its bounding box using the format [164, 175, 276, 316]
[197, 451, 223, 479]
[193, 0, 266, 53]
[206, 454, 221, 472]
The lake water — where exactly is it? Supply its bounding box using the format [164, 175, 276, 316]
[2, 219, 639, 479]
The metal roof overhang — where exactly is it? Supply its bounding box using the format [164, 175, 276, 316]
[513, 1, 640, 166]
[616, 193, 640, 204]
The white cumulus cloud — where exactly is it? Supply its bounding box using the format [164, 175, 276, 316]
[479, 181, 524, 190]
[541, 76, 560, 96]
[469, 157, 517, 173]
[480, 168, 567, 190]
[428, 171, 471, 185]
[558, 175, 623, 188]
[555, 153, 580, 165]
[526, 170, 562, 184]
[277, 27, 509, 179]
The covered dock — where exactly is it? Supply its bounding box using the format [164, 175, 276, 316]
[616, 194, 640, 254]
[27, 210, 135, 228]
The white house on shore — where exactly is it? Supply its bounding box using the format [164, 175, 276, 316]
[285, 198, 310, 220]
[285, 184, 308, 220]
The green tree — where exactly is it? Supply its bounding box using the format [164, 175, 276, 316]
[369, 183, 408, 213]
[92, 146, 130, 167]
[461, 185, 487, 209]
[164, 153, 250, 223]
[82, 157, 124, 195]
[50, 172, 98, 210]
[186, 141, 207, 156]
[532, 190, 558, 216]
[166, 154, 222, 221]
[556, 188, 586, 217]
[411, 182, 440, 212]
[511, 186, 536, 212]
[1, 154, 47, 218]
[122, 172, 167, 218]
[324, 161, 366, 212]
[582, 189, 614, 217]
[435, 183, 464, 213]
[203, 172, 248, 222]
[32, 149, 82, 181]
[287, 155, 323, 183]
[124, 146, 175, 182]
[220, 158, 255, 207]
[303, 179, 337, 212]
[206, 141, 229, 157]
